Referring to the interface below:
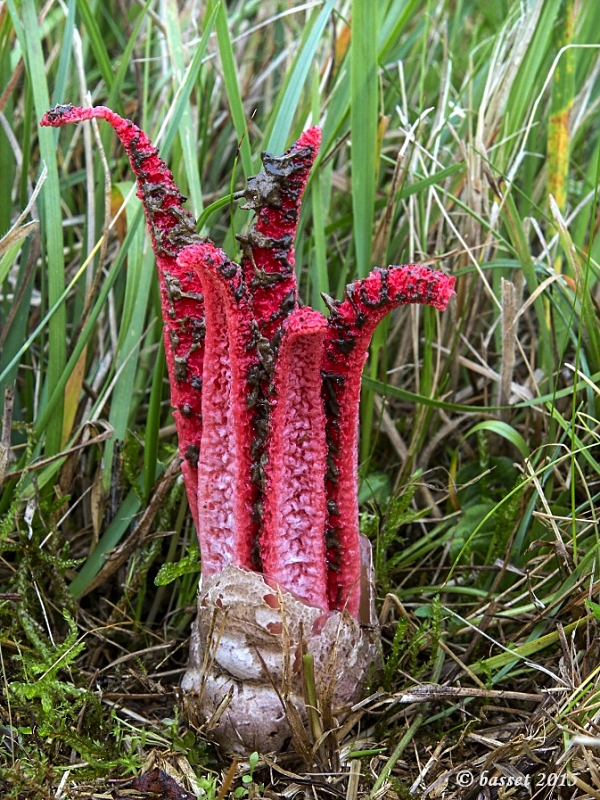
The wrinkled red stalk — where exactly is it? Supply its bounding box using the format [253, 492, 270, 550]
[260, 307, 329, 612]
[40, 105, 204, 530]
[177, 242, 258, 575]
[239, 129, 322, 542]
[323, 266, 456, 616]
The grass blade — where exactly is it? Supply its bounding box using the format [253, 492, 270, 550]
[161, 0, 203, 216]
[265, 0, 337, 153]
[10, 0, 67, 454]
[350, 0, 378, 276]
[211, 0, 253, 178]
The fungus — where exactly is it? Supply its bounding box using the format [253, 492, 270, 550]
[41, 105, 455, 754]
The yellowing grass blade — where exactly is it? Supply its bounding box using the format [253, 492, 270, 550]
[547, 0, 575, 273]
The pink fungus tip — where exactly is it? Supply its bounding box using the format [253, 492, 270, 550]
[296, 125, 322, 152]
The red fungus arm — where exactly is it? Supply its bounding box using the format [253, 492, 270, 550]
[41, 105, 205, 529]
[323, 265, 456, 616]
[260, 307, 329, 611]
[239, 127, 321, 341]
[238, 127, 323, 554]
[176, 241, 258, 575]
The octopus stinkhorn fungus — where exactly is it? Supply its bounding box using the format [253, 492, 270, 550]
[41, 105, 455, 755]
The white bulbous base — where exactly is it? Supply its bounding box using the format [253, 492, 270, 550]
[181, 539, 381, 755]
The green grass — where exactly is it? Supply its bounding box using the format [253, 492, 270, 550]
[2, 0, 600, 796]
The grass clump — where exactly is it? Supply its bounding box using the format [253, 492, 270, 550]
[2, 0, 600, 797]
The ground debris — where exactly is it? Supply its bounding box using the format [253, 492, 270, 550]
[111, 767, 194, 800]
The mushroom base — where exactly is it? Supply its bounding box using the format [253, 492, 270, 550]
[181, 537, 381, 756]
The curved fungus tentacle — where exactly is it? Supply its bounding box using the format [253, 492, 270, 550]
[41, 104, 205, 528]
[322, 265, 457, 617]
